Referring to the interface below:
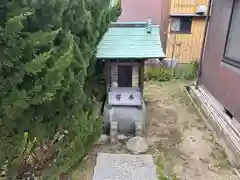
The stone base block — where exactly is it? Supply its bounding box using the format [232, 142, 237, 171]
[103, 102, 146, 135]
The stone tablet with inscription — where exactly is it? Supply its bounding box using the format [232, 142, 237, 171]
[108, 87, 142, 106]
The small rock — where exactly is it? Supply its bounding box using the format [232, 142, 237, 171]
[96, 134, 109, 145]
[233, 168, 240, 178]
[126, 136, 148, 154]
[188, 136, 196, 142]
[208, 164, 218, 172]
[200, 158, 209, 163]
[117, 134, 129, 141]
[43, 145, 48, 151]
[110, 136, 117, 144]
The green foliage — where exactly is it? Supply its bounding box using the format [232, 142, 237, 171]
[145, 61, 199, 82]
[0, 0, 120, 178]
[145, 67, 172, 81]
[156, 156, 178, 180]
[175, 61, 199, 80]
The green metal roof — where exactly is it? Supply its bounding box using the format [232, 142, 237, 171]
[96, 22, 165, 59]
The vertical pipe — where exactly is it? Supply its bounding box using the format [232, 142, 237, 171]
[196, 0, 213, 89]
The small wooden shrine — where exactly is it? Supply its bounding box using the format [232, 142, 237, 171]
[97, 20, 165, 136]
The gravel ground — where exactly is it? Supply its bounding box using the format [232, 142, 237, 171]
[70, 80, 239, 180]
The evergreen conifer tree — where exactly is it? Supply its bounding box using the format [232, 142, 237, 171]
[0, 0, 120, 178]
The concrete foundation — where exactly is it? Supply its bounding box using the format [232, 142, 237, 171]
[103, 102, 146, 136]
[185, 85, 240, 168]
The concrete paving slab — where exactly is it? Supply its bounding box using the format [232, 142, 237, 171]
[92, 153, 158, 180]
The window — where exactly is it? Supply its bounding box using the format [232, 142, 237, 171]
[170, 16, 192, 34]
[223, 0, 240, 67]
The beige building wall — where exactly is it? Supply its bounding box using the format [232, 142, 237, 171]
[132, 66, 139, 87]
[110, 63, 139, 87]
[111, 64, 118, 84]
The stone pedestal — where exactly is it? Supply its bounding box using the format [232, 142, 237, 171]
[110, 121, 118, 144]
[135, 122, 143, 136]
[103, 101, 146, 136]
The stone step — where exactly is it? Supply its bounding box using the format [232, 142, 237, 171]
[92, 153, 158, 180]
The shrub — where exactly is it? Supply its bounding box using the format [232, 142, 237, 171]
[176, 61, 199, 80]
[145, 67, 172, 81]
[0, 0, 120, 179]
[145, 61, 199, 82]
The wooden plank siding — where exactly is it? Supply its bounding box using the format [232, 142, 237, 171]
[166, 17, 206, 63]
[170, 0, 209, 14]
[164, 0, 209, 63]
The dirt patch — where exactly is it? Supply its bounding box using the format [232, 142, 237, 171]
[144, 81, 238, 180]
[70, 81, 239, 180]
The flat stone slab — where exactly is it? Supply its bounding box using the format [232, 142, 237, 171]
[92, 153, 158, 180]
[126, 137, 148, 154]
